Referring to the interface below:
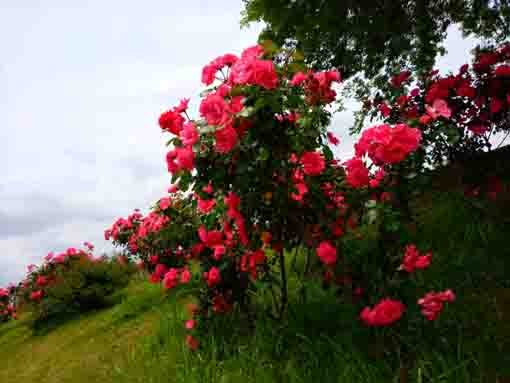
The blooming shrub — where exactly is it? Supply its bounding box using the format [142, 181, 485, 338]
[20, 244, 132, 325]
[9, 42, 508, 359]
[0, 286, 16, 322]
[103, 43, 465, 354]
[361, 43, 510, 167]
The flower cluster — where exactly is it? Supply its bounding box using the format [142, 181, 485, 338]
[290, 70, 341, 105]
[399, 245, 432, 273]
[102, 43, 459, 350]
[418, 290, 456, 320]
[368, 43, 510, 165]
[354, 124, 422, 165]
[360, 299, 405, 326]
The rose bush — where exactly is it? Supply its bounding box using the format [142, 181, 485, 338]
[360, 43, 510, 168]
[105, 43, 463, 353]
[0, 286, 16, 322]
[7, 42, 507, 365]
[18, 243, 132, 326]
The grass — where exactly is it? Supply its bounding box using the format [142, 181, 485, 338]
[0, 191, 509, 382]
[0, 277, 508, 382]
[0, 281, 164, 383]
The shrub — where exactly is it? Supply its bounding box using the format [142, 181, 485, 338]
[106, 42, 475, 356]
[0, 286, 16, 323]
[20, 245, 133, 326]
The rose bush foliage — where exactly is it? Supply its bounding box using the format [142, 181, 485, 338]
[361, 43, 510, 167]
[0, 286, 17, 323]
[8, 42, 507, 354]
[105, 43, 468, 350]
[18, 243, 132, 325]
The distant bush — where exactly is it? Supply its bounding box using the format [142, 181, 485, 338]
[0, 286, 16, 323]
[19, 245, 134, 327]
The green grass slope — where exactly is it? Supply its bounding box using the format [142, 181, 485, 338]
[0, 281, 164, 383]
[1, 191, 509, 383]
[1, 276, 508, 383]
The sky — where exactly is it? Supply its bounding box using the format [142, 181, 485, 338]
[0, 1, 480, 286]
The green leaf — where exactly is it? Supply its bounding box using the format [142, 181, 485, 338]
[322, 145, 334, 161]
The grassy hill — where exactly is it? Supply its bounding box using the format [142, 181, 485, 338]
[0, 281, 164, 383]
[1, 277, 509, 382]
[1, 190, 510, 383]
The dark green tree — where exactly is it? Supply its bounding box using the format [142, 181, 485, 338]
[242, 0, 510, 80]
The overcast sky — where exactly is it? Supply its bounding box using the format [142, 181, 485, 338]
[1, 1, 480, 286]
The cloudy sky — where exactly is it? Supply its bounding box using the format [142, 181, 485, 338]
[0, 1, 480, 286]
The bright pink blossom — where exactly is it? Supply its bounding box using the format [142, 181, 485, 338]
[163, 268, 179, 289]
[200, 94, 226, 126]
[168, 185, 178, 193]
[215, 125, 238, 153]
[241, 45, 265, 60]
[327, 131, 339, 145]
[30, 290, 44, 301]
[355, 124, 422, 164]
[300, 152, 325, 176]
[213, 246, 225, 261]
[159, 109, 184, 135]
[316, 241, 337, 265]
[399, 244, 432, 273]
[205, 267, 221, 287]
[290, 71, 307, 86]
[180, 268, 191, 284]
[202, 182, 214, 194]
[360, 299, 405, 326]
[185, 319, 196, 330]
[418, 289, 455, 320]
[291, 182, 308, 201]
[252, 60, 279, 89]
[197, 197, 216, 214]
[176, 147, 195, 171]
[419, 114, 432, 125]
[425, 99, 452, 119]
[36, 276, 48, 287]
[344, 157, 370, 188]
[175, 98, 189, 113]
[166, 149, 195, 174]
[159, 197, 171, 210]
[180, 122, 199, 146]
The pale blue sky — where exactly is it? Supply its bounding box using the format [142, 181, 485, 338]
[0, 1, 479, 285]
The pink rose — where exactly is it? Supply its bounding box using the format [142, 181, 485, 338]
[316, 241, 337, 265]
[206, 267, 221, 287]
[360, 299, 405, 326]
[159, 109, 184, 135]
[300, 151, 326, 176]
[290, 71, 307, 86]
[163, 268, 179, 289]
[344, 157, 370, 188]
[215, 125, 238, 153]
[199, 94, 226, 126]
[179, 122, 199, 146]
[252, 60, 278, 89]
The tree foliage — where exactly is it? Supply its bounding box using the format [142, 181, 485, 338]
[242, 0, 510, 80]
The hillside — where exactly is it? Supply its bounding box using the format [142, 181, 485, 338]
[2, 177, 510, 383]
[0, 282, 165, 383]
[1, 271, 510, 382]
